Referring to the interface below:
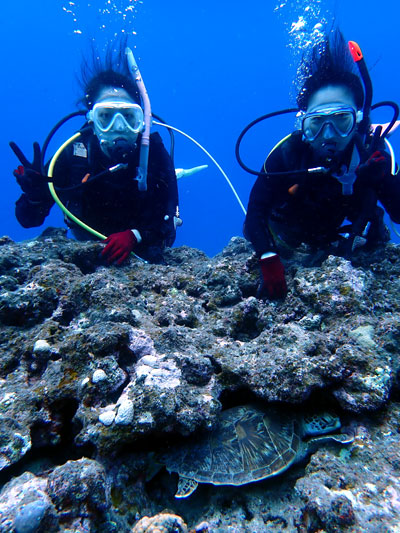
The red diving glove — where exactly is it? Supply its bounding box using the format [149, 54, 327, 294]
[258, 253, 287, 300]
[356, 151, 390, 188]
[101, 230, 137, 265]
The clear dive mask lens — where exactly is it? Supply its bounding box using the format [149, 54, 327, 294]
[302, 106, 361, 142]
[88, 102, 144, 134]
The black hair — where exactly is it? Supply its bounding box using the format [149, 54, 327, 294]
[296, 29, 364, 111]
[78, 37, 141, 110]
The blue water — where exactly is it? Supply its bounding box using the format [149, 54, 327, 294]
[3, 0, 400, 256]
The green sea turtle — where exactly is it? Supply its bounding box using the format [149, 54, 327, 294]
[163, 405, 353, 498]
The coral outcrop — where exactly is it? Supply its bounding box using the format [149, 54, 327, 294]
[0, 228, 400, 531]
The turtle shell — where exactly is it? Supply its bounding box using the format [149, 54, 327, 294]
[164, 405, 304, 486]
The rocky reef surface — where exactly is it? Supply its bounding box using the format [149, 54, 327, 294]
[0, 227, 400, 532]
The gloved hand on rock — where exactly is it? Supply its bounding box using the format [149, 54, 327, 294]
[257, 252, 287, 300]
[101, 229, 138, 265]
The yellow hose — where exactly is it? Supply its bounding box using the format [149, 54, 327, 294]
[263, 134, 291, 174]
[47, 131, 147, 262]
[47, 132, 107, 240]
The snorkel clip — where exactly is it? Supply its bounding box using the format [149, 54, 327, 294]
[331, 164, 358, 195]
[330, 142, 361, 195]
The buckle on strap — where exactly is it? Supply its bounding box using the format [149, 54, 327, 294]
[330, 145, 360, 195]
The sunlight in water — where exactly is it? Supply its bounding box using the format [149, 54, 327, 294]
[61, 0, 143, 36]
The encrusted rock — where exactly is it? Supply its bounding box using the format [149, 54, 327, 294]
[293, 255, 372, 315]
[0, 472, 59, 532]
[47, 458, 110, 528]
[131, 513, 188, 533]
[0, 232, 400, 531]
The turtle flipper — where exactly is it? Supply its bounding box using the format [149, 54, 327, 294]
[329, 432, 355, 445]
[175, 476, 198, 498]
[308, 431, 355, 447]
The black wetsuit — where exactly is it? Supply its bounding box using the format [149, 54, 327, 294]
[244, 131, 400, 257]
[16, 131, 179, 262]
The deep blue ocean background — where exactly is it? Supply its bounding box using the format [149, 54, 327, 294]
[3, 0, 400, 257]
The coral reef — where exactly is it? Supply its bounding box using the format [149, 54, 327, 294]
[131, 513, 188, 532]
[0, 228, 400, 531]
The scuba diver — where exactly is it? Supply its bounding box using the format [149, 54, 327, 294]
[10, 39, 179, 265]
[239, 29, 400, 300]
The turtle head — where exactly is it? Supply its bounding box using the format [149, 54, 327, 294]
[302, 412, 341, 436]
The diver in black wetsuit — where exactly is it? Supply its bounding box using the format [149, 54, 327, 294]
[243, 30, 400, 299]
[10, 41, 179, 265]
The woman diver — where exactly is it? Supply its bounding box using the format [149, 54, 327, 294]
[241, 29, 400, 299]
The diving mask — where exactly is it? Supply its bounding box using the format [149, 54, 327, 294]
[302, 105, 363, 142]
[87, 101, 144, 134]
